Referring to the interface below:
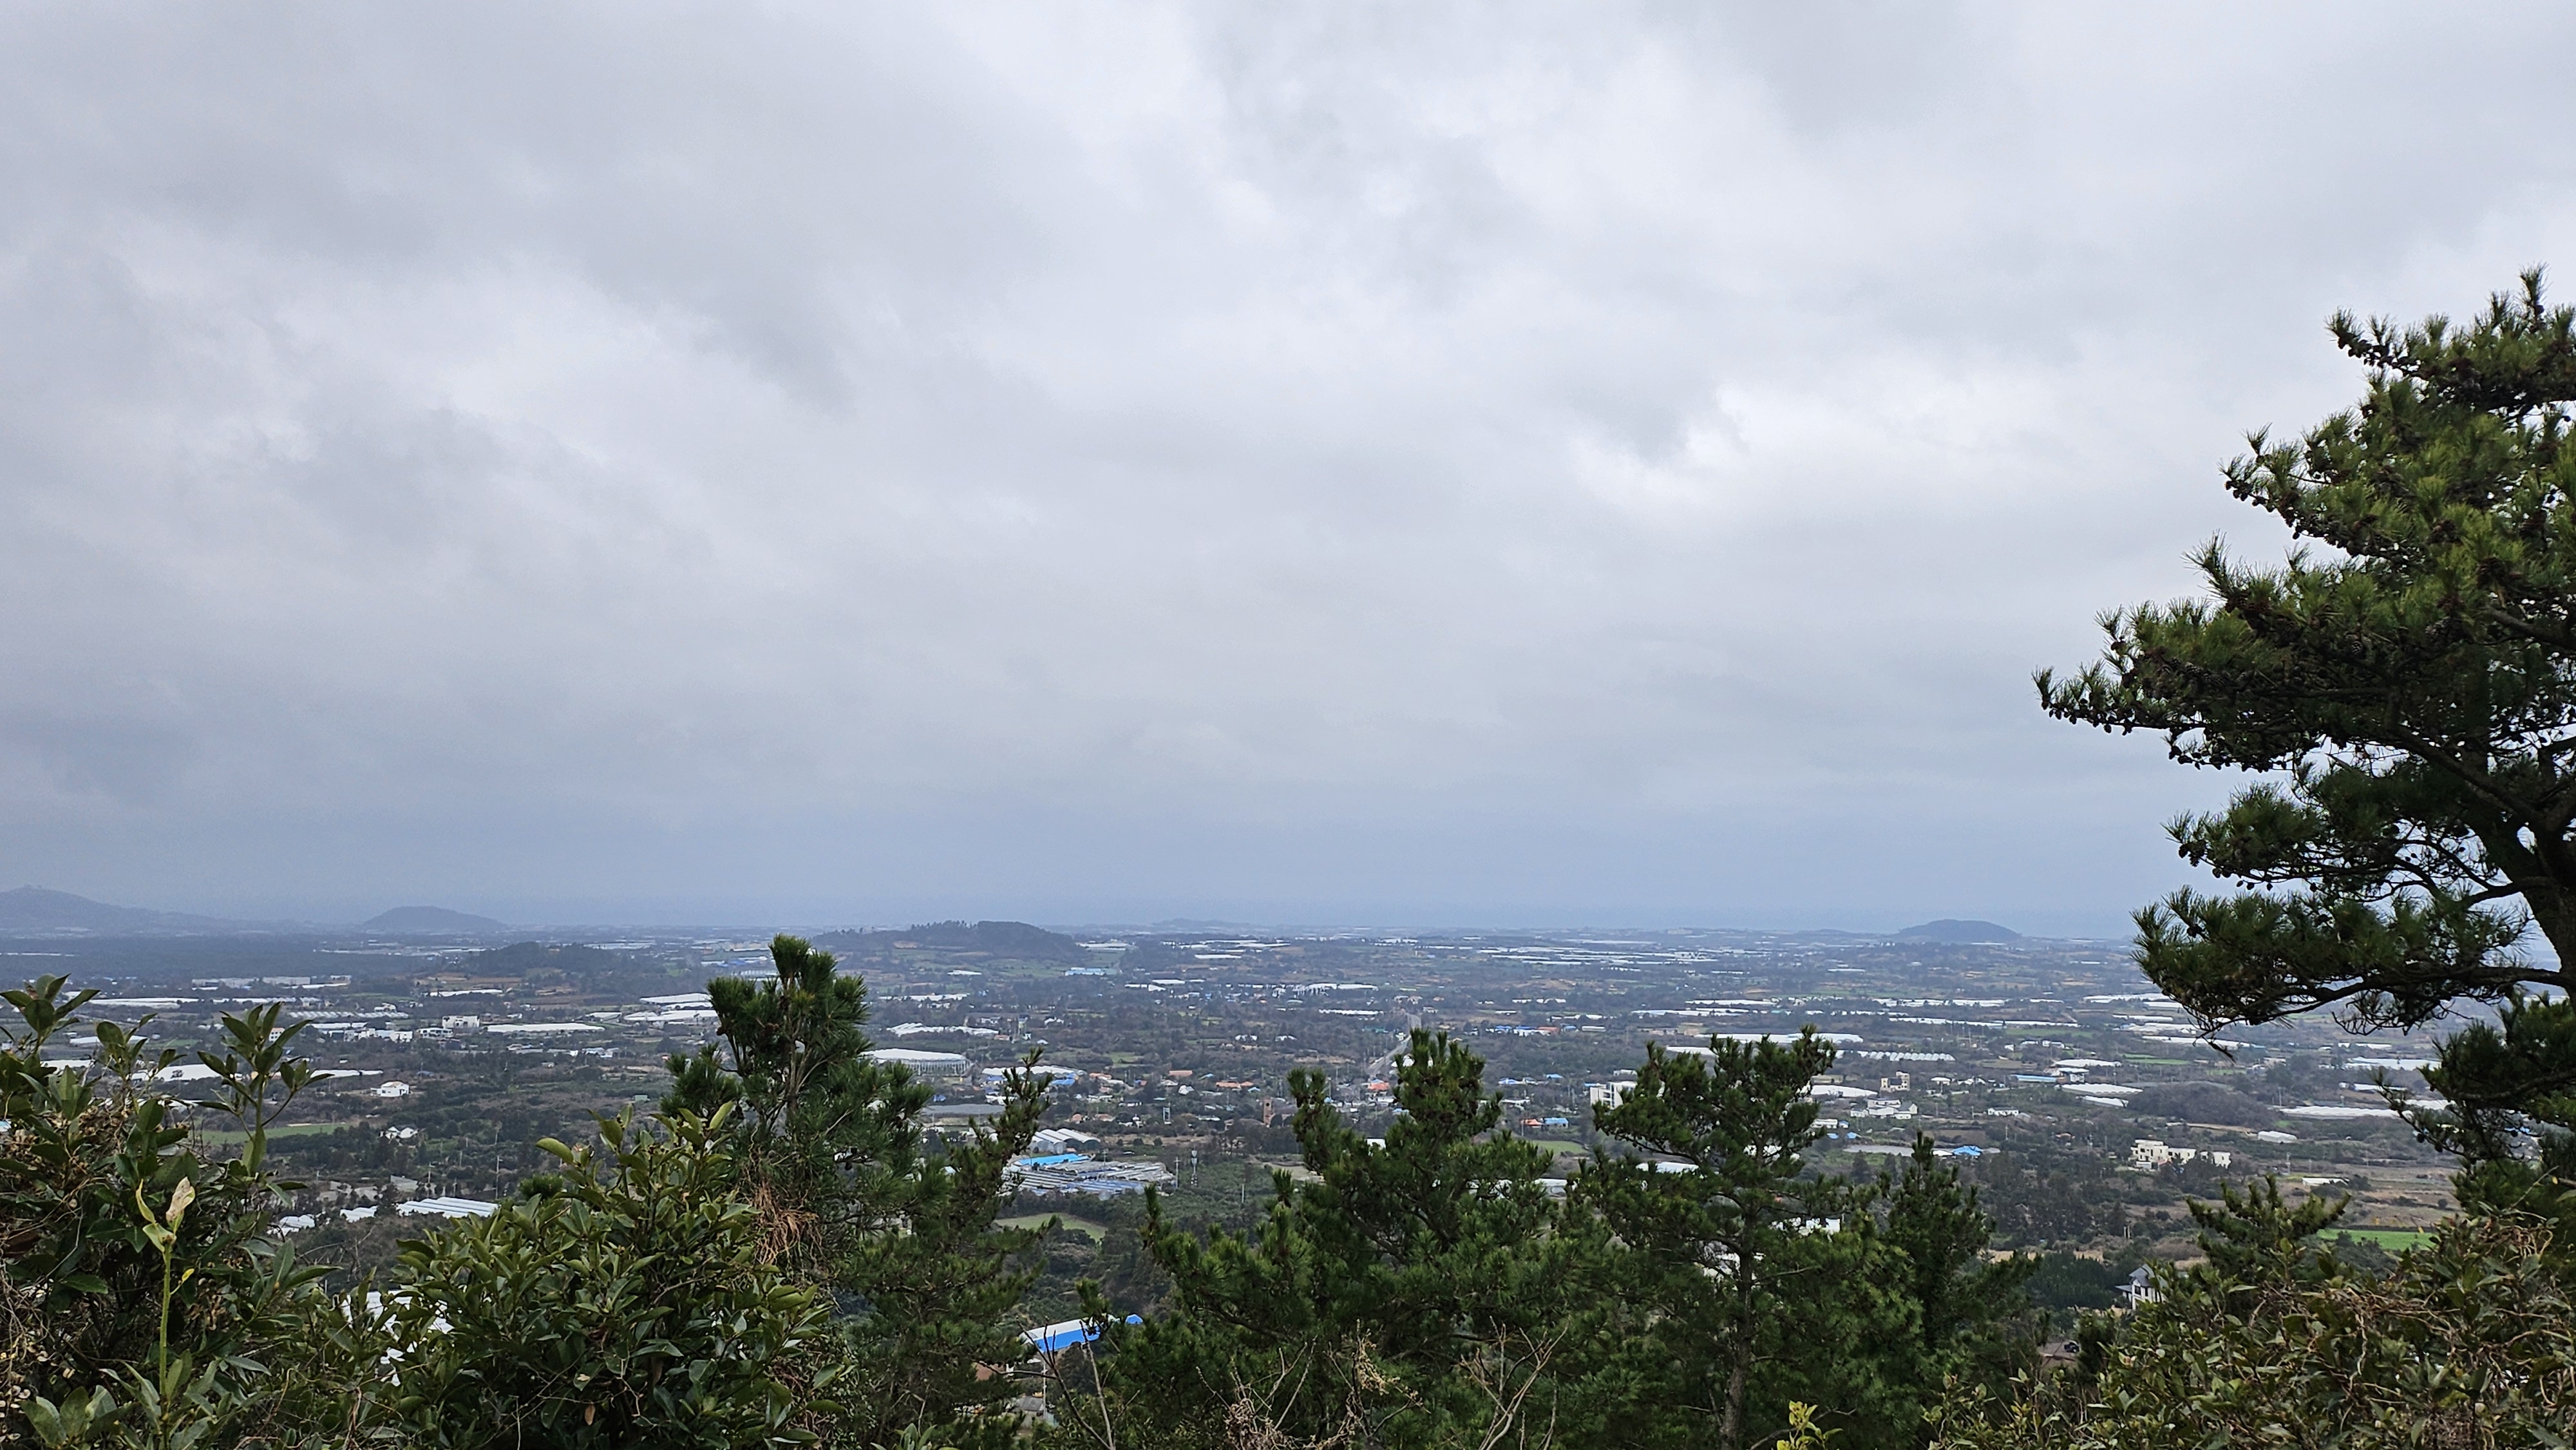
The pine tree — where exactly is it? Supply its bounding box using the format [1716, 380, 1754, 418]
[1104, 1030, 1583, 1449]
[667, 934, 1049, 1449]
[2177, 1174, 2349, 1318]
[1877, 1137, 2036, 1417]
[1582, 1030, 1891, 1450]
[2040, 272, 2576, 1209]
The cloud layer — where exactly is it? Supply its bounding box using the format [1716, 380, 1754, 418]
[5, 3, 2574, 929]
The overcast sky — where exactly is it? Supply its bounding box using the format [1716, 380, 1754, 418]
[4, 4, 2573, 933]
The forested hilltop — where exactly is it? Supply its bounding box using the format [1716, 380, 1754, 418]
[9, 279, 2576, 1444]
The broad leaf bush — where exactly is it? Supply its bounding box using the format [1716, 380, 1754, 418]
[388, 1104, 833, 1449]
[1, 977, 390, 1447]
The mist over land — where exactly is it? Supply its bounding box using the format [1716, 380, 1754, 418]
[0, 885, 2051, 956]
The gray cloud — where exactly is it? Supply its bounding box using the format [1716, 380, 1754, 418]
[3, 3, 2573, 930]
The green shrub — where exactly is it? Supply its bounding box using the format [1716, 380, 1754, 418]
[386, 1104, 833, 1449]
[2, 977, 390, 1447]
[1930, 1214, 2576, 1448]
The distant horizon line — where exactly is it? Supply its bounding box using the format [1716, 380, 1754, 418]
[1, 885, 2120, 944]
[0, 881, 2174, 948]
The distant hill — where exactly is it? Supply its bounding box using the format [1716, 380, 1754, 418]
[0, 886, 258, 935]
[815, 919, 1087, 965]
[1894, 918, 2022, 943]
[364, 905, 511, 934]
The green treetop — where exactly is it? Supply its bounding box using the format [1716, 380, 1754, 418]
[2041, 272, 2576, 1205]
[1584, 1030, 1912, 1450]
[1106, 1030, 1582, 1449]
[665, 934, 1050, 1450]
[1877, 1137, 2037, 1409]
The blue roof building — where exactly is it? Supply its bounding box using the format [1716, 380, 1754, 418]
[1023, 1315, 1145, 1355]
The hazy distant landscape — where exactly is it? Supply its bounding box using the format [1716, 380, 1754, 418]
[6, 891, 2458, 1301]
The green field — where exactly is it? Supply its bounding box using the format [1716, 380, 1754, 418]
[1002, 1213, 1106, 1241]
[2331, 1227, 2431, 1253]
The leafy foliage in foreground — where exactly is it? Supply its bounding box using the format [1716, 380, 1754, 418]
[388, 1104, 832, 1449]
[2, 977, 389, 1447]
[1932, 1207, 2576, 1448]
[0, 956, 903, 1450]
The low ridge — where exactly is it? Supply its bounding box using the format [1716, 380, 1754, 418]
[1893, 918, 2022, 943]
[365, 905, 512, 934]
[0, 885, 251, 935]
